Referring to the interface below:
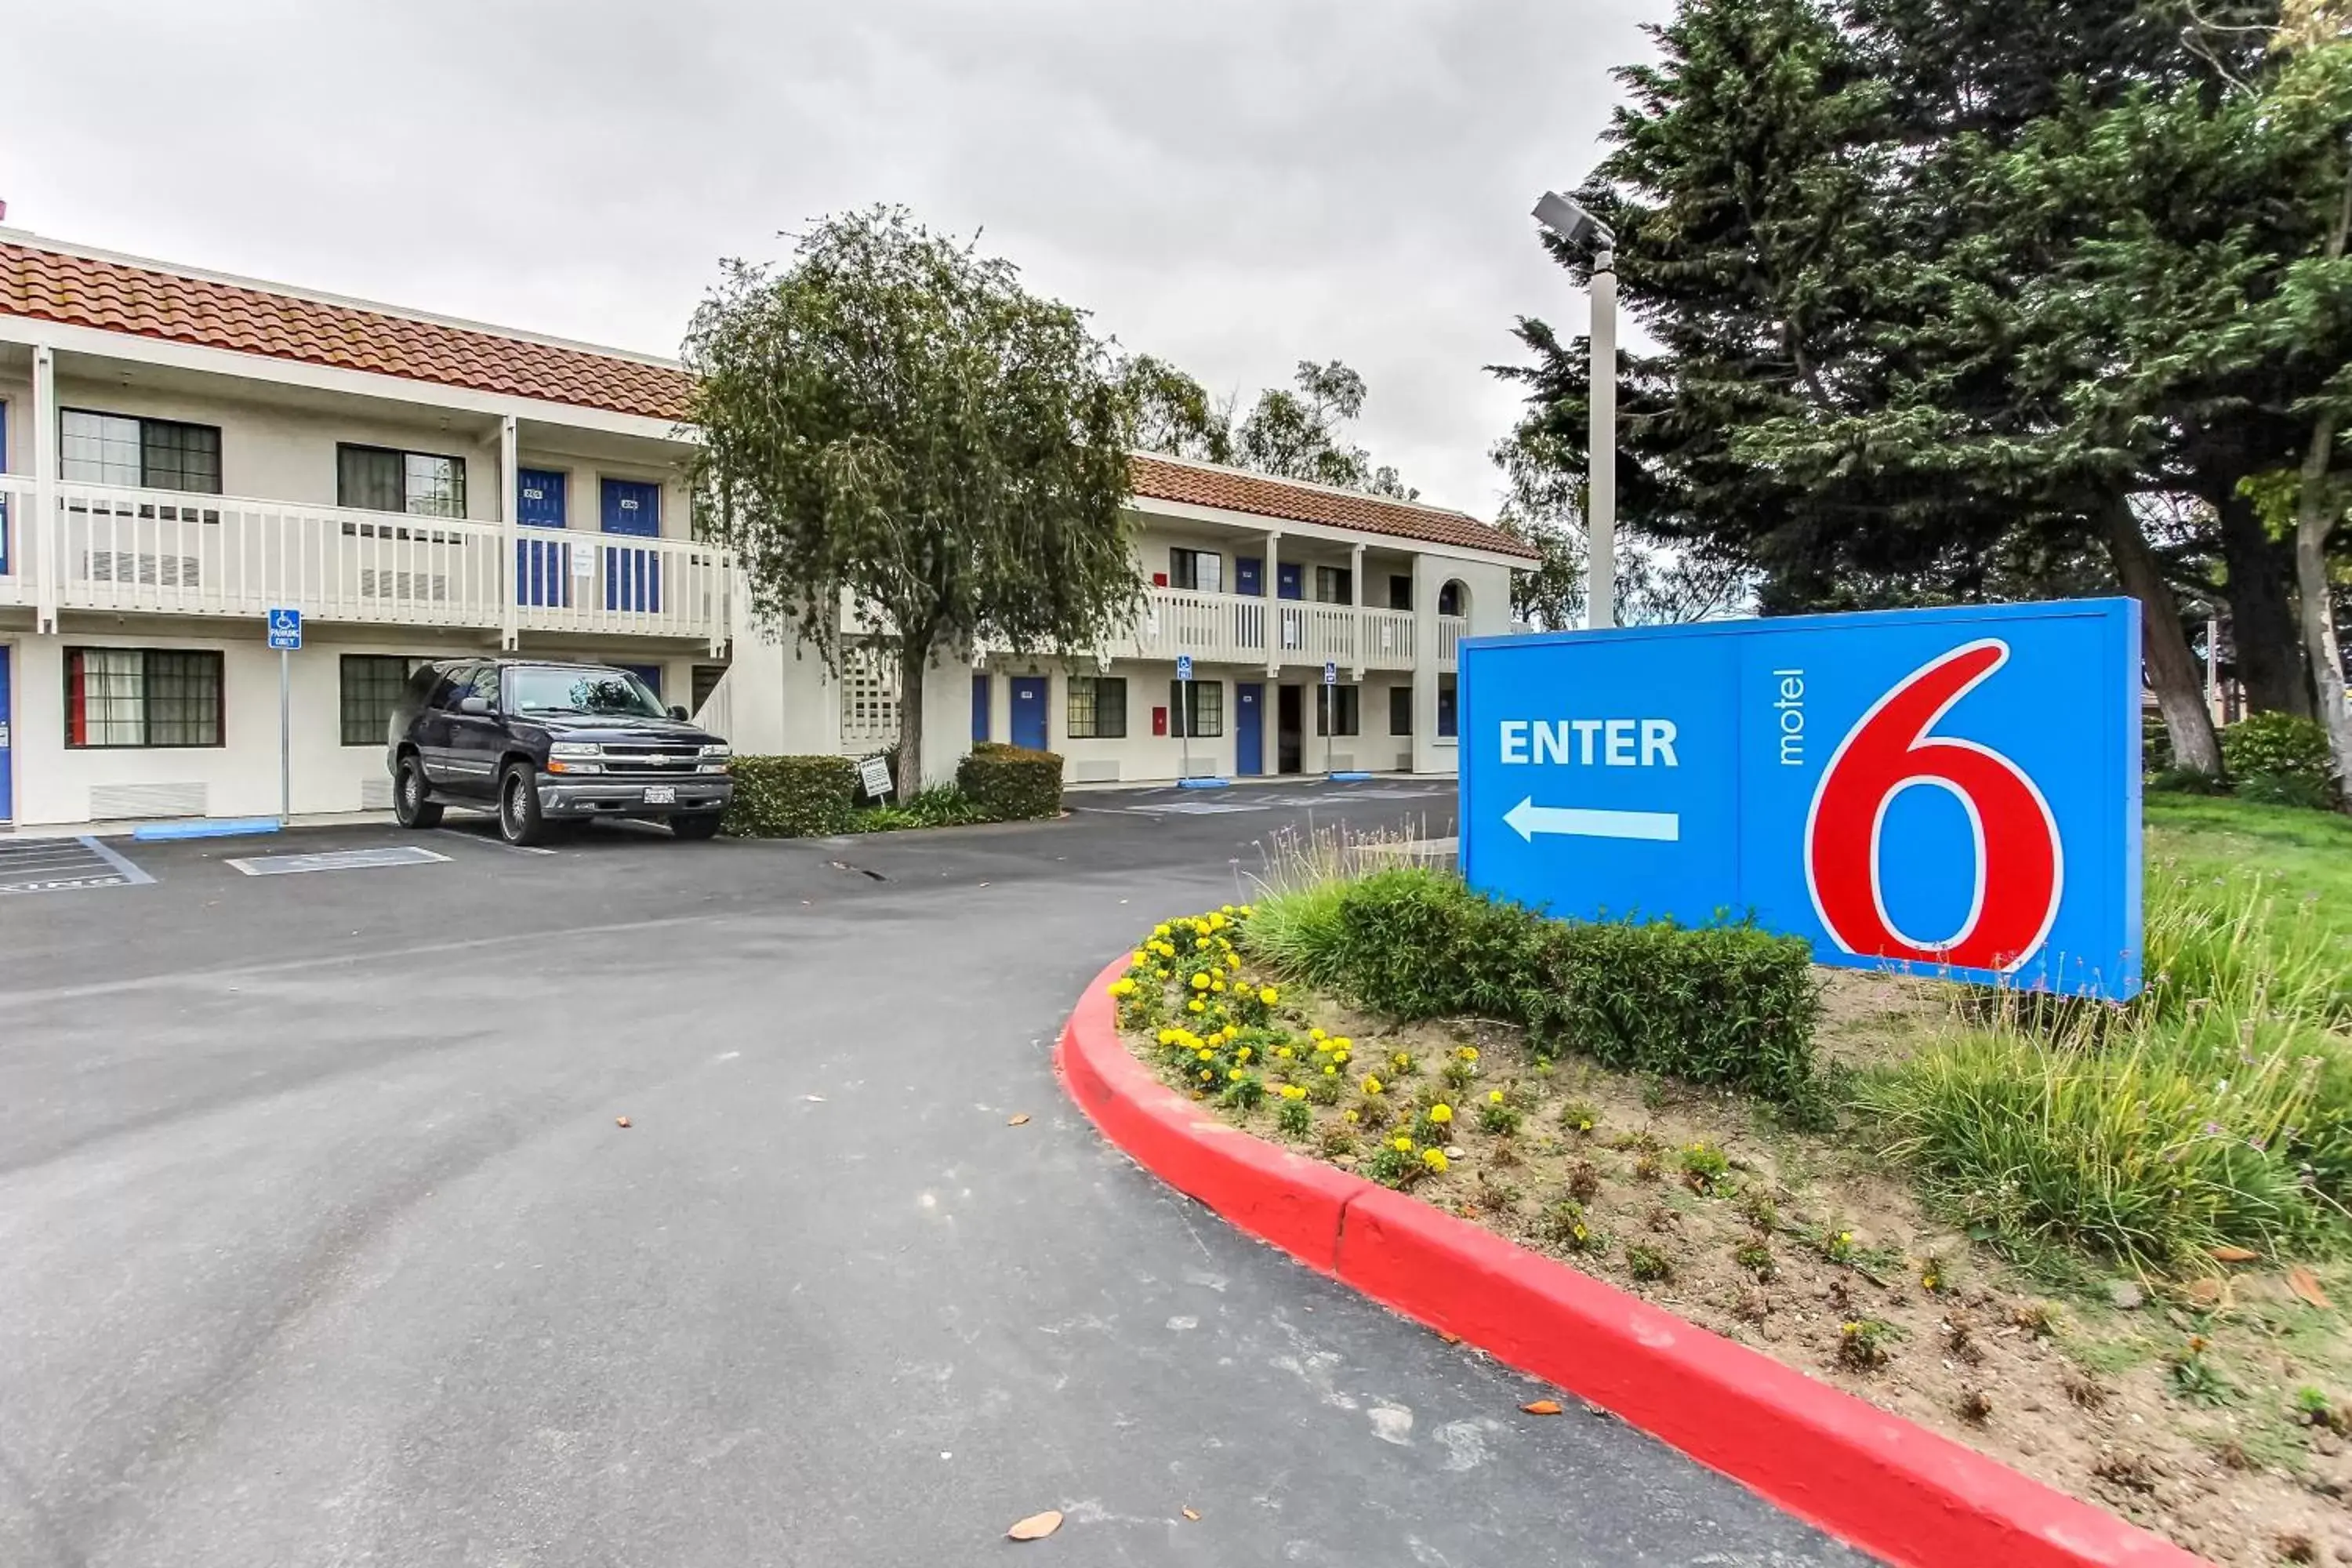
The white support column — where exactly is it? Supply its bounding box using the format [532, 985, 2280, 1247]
[498, 415, 520, 650]
[1348, 541, 1366, 680]
[1262, 530, 1282, 677]
[31, 343, 57, 633]
[1410, 552, 1444, 775]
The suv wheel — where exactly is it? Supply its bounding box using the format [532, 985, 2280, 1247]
[499, 764, 550, 847]
[394, 755, 443, 829]
[670, 814, 721, 841]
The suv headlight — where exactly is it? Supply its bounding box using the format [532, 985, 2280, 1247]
[699, 744, 732, 759]
[550, 742, 602, 757]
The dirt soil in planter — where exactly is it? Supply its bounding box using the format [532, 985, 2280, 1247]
[1122, 966, 2352, 1566]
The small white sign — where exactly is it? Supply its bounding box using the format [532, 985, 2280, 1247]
[858, 755, 895, 800]
[571, 546, 593, 579]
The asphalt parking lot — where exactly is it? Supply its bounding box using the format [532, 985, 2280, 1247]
[0, 780, 1864, 1566]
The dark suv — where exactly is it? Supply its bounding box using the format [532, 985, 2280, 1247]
[386, 659, 735, 845]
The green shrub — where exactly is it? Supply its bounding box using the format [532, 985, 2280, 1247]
[721, 754, 858, 837]
[2142, 710, 2173, 772]
[2221, 711, 2335, 788]
[2236, 770, 2339, 811]
[956, 741, 1065, 820]
[845, 786, 996, 833]
[2147, 765, 2232, 797]
[1245, 867, 1820, 1102]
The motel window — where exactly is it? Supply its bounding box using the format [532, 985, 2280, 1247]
[339, 445, 468, 518]
[1316, 684, 1360, 737]
[1389, 686, 1413, 736]
[60, 410, 223, 494]
[1168, 547, 1222, 594]
[64, 648, 223, 748]
[1437, 672, 1458, 739]
[1066, 676, 1127, 739]
[1388, 574, 1414, 611]
[1313, 565, 1353, 604]
[341, 654, 429, 746]
[1437, 581, 1465, 617]
[1169, 679, 1222, 738]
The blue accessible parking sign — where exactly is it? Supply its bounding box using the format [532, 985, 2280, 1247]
[1458, 598, 2143, 1000]
[267, 608, 303, 650]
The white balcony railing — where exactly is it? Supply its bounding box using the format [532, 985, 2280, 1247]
[1438, 615, 1468, 668]
[0, 475, 728, 646]
[1103, 586, 1457, 673]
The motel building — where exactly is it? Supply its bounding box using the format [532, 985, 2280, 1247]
[0, 230, 1532, 830]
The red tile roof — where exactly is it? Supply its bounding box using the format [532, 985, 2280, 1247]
[0, 237, 1531, 561]
[0, 238, 691, 421]
[1130, 452, 1536, 561]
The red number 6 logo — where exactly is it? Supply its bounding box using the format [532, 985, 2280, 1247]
[1804, 640, 2063, 974]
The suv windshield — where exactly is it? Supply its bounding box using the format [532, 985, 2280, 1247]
[506, 666, 669, 719]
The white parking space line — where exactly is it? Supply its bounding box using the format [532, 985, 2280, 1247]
[437, 829, 559, 857]
[227, 846, 452, 877]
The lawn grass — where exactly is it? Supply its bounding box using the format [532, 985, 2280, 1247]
[2147, 793, 2352, 913]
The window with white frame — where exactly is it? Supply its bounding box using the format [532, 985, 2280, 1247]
[1066, 676, 1127, 739]
[65, 647, 223, 748]
[340, 654, 430, 746]
[338, 445, 467, 518]
[1389, 685, 1413, 735]
[1168, 547, 1222, 593]
[1313, 565, 1353, 604]
[61, 410, 223, 493]
[1316, 684, 1360, 737]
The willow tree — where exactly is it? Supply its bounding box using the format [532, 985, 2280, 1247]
[683, 206, 1138, 786]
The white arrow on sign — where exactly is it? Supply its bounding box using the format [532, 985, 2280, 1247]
[1504, 797, 1681, 844]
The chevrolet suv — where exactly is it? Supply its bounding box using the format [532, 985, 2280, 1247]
[386, 659, 734, 845]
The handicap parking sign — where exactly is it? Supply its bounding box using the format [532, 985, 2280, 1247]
[267, 608, 303, 651]
[1176, 654, 1193, 682]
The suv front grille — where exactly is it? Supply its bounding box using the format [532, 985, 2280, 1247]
[600, 744, 702, 772]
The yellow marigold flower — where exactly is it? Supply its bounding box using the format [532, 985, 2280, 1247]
[1229, 1069, 1243, 1081]
[1189, 1000, 1206, 1014]
[1334, 1051, 1351, 1065]
[1210, 979, 1226, 993]
[1488, 1089, 1505, 1104]
[1131, 950, 1148, 967]
[1191, 973, 1210, 991]
[1258, 987, 1279, 1006]
[1342, 1109, 1359, 1123]
[1276, 1047, 1294, 1060]
[1428, 1103, 1453, 1125]
[1196, 1049, 1214, 1062]
[1221, 904, 1235, 914]
[1422, 1149, 1449, 1174]
[1362, 1076, 1384, 1095]
[1456, 1046, 1480, 1062]
[1332, 1037, 1352, 1051]
[1310, 1028, 1327, 1042]
[1154, 924, 1171, 937]
[1576, 1119, 1593, 1132]
[1208, 913, 1227, 931]
[1323, 1065, 1338, 1076]
[1107, 978, 1135, 997]
[1393, 1052, 1411, 1069]
[1280, 1085, 1305, 1101]
[1392, 1136, 1413, 1153]
[1236, 1047, 1252, 1063]
[1226, 953, 1242, 971]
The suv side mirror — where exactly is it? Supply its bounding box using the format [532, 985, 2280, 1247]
[458, 697, 492, 717]
[668, 705, 689, 721]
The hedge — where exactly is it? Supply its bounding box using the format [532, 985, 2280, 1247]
[957, 741, 1065, 821]
[1250, 867, 1821, 1103]
[721, 755, 858, 837]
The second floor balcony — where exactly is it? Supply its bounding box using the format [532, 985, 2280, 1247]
[0, 474, 731, 647]
[1110, 585, 1467, 671]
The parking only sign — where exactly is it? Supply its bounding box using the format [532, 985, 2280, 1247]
[1323, 660, 1338, 686]
[1458, 598, 2143, 999]
[1176, 654, 1193, 683]
[267, 608, 302, 650]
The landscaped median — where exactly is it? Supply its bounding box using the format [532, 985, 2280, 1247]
[1058, 808, 2352, 1568]
[720, 742, 1065, 837]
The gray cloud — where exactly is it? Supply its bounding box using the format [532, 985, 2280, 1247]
[2, 0, 1656, 514]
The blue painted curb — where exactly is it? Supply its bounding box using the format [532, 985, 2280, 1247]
[132, 817, 283, 842]
[1329, 771, 1374, 782]
[1176, 777, 1232, 790]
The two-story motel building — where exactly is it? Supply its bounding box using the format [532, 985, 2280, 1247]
[0, 230, 1532, 829]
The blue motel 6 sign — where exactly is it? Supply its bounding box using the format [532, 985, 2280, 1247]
[1458, 599, 2144, 1000]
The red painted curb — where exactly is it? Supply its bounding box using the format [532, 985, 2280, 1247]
[1056, 953, 2206, 1568]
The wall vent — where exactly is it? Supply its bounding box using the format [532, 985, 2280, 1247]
[359, 776, 396, 811]
[89, 782, 208, 820]
[1073, 759, 1121, 783]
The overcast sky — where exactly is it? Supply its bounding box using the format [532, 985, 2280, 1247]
[2, 0, 1656, 518]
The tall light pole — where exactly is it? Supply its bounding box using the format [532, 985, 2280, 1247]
[1533, 190, 1617, 629]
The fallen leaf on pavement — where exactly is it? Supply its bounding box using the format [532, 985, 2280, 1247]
[614, 1116, 631, 1128]
[1007, 1510, 1063, 1541]
[1008, 1113, 1032, 1126]
[2288, 1266, 2334, 1310]
[1437, 1331, 1461, 1345]
[1522, 1399, 1563, 1416]
[2183, 1277, 2225, 1309]
[1181, 1507, 1200, 1521]
[804, 1094, 826, 1103]
[2209, 1245, 2259, 1263]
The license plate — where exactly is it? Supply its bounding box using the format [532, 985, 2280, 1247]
[642, 786, 677, 805]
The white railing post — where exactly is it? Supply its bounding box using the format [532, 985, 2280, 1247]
[1262, 531, 1282, 678]
[1349, 542, 1366, 681]
[499, 415, 520, 650]
[32, 343, 58, 633]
